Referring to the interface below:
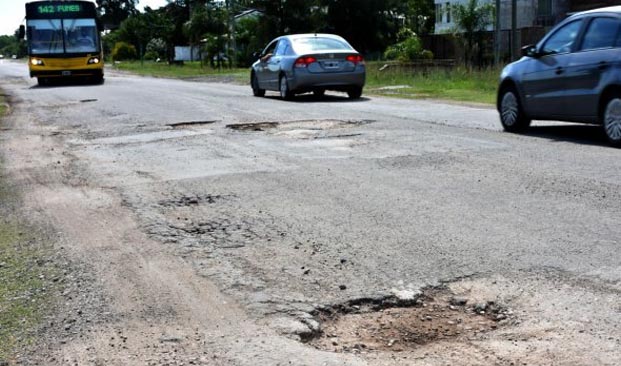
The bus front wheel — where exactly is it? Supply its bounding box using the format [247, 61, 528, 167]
[93, 75, 104, 85]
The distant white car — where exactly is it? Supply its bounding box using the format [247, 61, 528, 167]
[11, 55, 17, 59]
[0, 54, 4, 59]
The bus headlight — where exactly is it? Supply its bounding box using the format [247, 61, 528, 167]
[30, 58, 44, 66]
[87, 57, 100, 65]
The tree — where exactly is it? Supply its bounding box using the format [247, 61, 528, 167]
[241, 0, 321, 38]
[184, 1, 227, 64]
[406, 0, 435, 35]
[320, 0, 404, 56]
[96, 0, 139, 30]
[451, 0, 494, 67]
[0, 32, 26, 58]
[116, 13, 150, 61]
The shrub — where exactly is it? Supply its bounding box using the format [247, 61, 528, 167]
[146, 38, 167, 60]
[143, 51, 159, 61]
[112, 41, 137, 61]
[419, 49, 434, 60]
[383, 28, 432, 62]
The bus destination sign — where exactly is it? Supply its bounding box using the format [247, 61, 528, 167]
[37, 4, 82, 15]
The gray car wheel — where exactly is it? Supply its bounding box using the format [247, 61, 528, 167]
[499, 87, 531, 132]
[313, 89, 325, 98]
[251, 73, 265, 97]
[603, 96, 621, 147]
[347, 86, 362, 99]
[279, 75, 293, 100]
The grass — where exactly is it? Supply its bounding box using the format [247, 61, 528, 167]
[111, 60, 248, 83]
[0, 93, 59, 361]
[110, 59, 500, 105]
[365, 62, 500, 104]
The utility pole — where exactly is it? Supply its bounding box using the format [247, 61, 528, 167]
[228, 0, 236, 67]
[511, 0, 517, 61]
[495, 0, 500, 65]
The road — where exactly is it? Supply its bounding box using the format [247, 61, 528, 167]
[1, 60, 620, 365]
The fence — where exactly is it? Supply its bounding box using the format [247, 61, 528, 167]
[420, 27, 549, 66]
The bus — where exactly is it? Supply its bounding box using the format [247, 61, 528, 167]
[24, 1, 103, 85]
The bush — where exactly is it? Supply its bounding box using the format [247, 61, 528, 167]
[383, 28, 432, 62]
[419, 49, 434, 60]
[146, 38, 167, 60]
[112, 41, 137, 61]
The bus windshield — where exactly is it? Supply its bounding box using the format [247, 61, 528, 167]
[27, 18, 97, 55]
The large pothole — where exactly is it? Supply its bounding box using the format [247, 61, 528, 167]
[226, 119, 374, 137]
[308, 287, 510, 353]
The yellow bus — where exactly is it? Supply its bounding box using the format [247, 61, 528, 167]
[24, 1, 104, 85]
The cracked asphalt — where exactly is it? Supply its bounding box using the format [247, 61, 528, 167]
[0, 60, 620, 365]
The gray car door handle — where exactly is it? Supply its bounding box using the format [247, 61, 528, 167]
[598, 61, 608, 70]
[555, 67, 564, 75]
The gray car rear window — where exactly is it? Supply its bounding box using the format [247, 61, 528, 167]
[292, 37, 353, 53]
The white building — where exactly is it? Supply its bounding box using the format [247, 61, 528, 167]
[434, 0, 571, 34]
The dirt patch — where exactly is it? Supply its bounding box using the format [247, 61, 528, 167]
[309, 287, 510, 353]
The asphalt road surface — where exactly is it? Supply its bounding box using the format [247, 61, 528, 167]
[1, 60, 620, 365]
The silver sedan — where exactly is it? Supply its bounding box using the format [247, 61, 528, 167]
[250, 34, 366, 100]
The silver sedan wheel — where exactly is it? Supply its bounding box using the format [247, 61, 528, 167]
[501, 91, 519, 127]
[604, 98, 621, 143]
[279, 76, 289, 99]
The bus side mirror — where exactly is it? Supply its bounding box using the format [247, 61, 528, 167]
[18, 25, 25, 40]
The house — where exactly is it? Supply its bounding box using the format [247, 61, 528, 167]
[434, 0, 617, 34]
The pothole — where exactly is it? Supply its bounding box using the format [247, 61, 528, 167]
[226, 122, 279, 131]
[308, 287, 510, 353]
[80, 98, 98, 103]
[157, 194, 233, 208]
[167, 120, 218, 129]
[226, 119, 374, 133]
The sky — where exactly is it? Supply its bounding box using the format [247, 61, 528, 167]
[0, 0, 169, 37]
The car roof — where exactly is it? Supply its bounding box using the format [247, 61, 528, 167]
[572, 6, 621, 17]
[281, 34, 347, 42]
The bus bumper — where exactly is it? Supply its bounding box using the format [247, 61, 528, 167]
[30, 68, 103, 78]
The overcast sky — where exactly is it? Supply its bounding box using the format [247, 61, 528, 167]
[0, 0, 169, 37]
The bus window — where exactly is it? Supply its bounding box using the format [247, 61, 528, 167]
[64, 18, 97, 53]
[27, 19, 64, 54]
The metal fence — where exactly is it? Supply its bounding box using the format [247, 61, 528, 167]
[420, 27, 549, 65]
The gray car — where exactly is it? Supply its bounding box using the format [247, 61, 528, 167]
[498, 6, 621, 146]
[250, 34, 366, 100]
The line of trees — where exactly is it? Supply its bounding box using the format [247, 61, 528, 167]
[101, 0, 440, 66]
[2, 0, 495, 66]
[0, 31, 26, 58]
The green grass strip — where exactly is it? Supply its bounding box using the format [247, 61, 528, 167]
[365, 62, 499, 104]
[112, 60, 248, 83]
[111, 60, 499, 104]
[0, 92, 59, 361]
